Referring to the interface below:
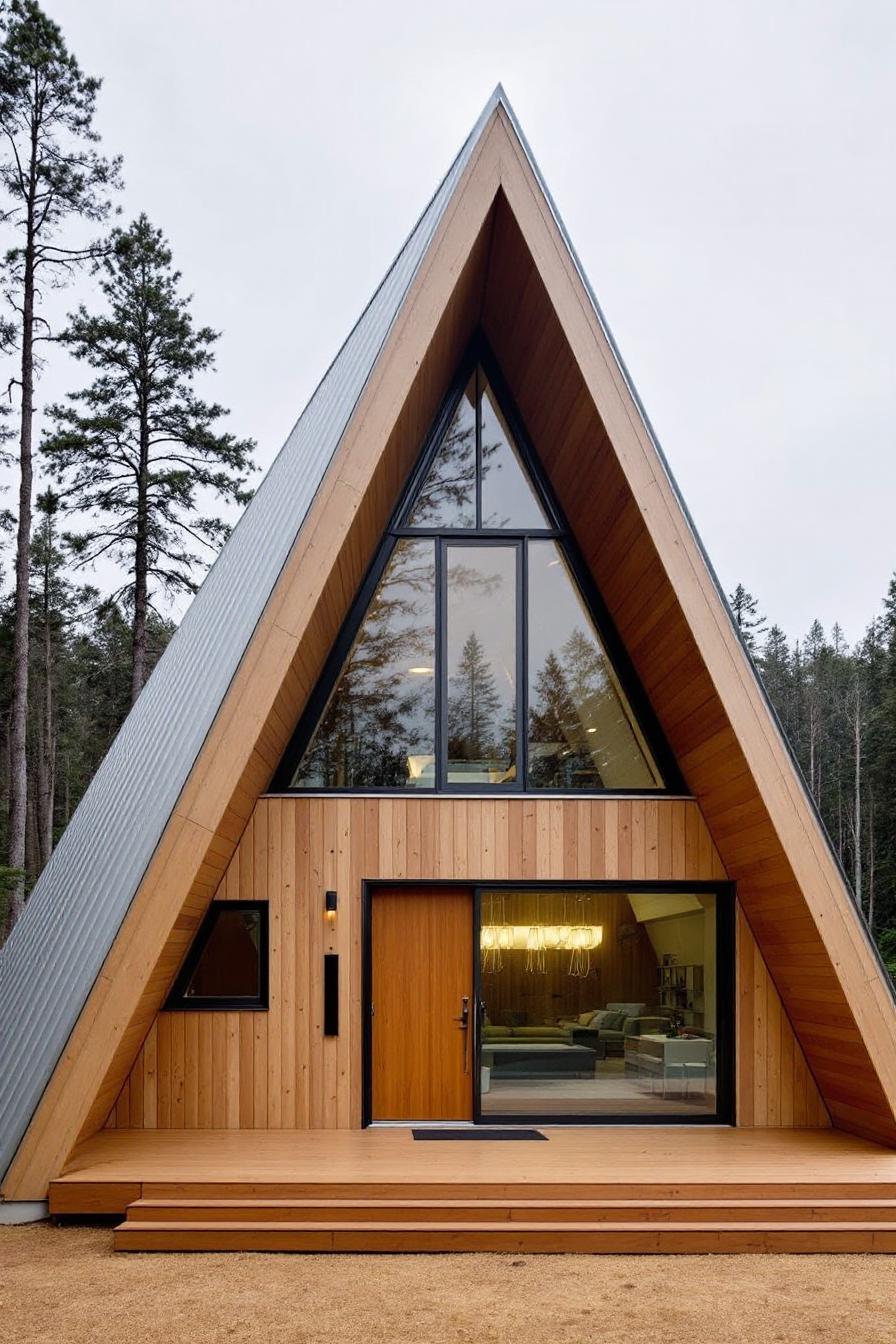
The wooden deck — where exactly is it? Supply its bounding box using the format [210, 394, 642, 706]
[51, 1127, 896, 1253]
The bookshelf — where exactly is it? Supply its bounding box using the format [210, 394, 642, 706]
[657, 963, 704, 1024]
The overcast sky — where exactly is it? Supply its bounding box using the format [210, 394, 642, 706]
[13, 0, 896, 644]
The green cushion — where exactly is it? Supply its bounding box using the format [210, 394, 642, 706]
[598, 1011, 627, 1031]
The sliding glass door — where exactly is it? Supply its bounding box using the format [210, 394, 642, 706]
[476, 885, 732, 1123]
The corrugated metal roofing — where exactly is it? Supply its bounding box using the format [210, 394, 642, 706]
[0, 88, 503, 1184]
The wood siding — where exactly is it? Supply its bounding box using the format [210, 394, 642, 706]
[107, 796, 825, 1132]
[736, 906, 829, 1128]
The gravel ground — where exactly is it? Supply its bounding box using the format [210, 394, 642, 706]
[3, 1221, 896, 1344]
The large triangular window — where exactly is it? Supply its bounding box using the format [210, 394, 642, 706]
[280, 355, 674, 793]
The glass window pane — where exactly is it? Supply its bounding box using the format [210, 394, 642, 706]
[291, 539, 436, 788]
[446, 545, 517, 785]
[185, 908, 261, 999]
[479, 889, 718, 1119]
[480, 379, 550, 528]
[404, 376, 476, 528]
[527, 541, 663, 789]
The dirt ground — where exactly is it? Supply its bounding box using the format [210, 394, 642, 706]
[3, 1221, 896, 1344]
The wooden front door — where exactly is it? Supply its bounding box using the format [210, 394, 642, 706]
[370, 886, 474, 1121]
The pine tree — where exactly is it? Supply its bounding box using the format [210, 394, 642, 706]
[42, 214, 255, 703]
[448, 631, 503, 762]
[29, 487, 62, 868]
[527, 647, 595, 787]
[407, 385, 476, 526]
[728, 583, 768, 653]
[802, 620, 829, 803]
[868, 578, 896, 933]
[296, 543, 436, 787]
[759, 625, 793, 730]
[0, 0, 121, 922]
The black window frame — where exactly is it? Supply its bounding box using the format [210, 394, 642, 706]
[470, 879, 735, 1128]
[164, 900, 270, 1012]
[360, 878, 735, 1128]
[273, 333, 684, 795]
[442, 535, 522, 790]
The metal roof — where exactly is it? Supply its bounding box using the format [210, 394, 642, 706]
[0, 89, 503, 1184]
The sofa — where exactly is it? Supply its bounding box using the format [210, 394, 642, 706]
[482, 1004, 673, 1059]
[558, 1003, 671, 1058]
[481, 1023, 572, 1045]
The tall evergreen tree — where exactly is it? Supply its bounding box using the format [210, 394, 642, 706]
[0, 0, 120, 919]
[42, 214, 255, 703]
[29, 486, 62, 869]
[448, 631, 503, 761]
[868, 579, 896, 933]
[728, 583, 767, 653]
[760, 624, 793, 727]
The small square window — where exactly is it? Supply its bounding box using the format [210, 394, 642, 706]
[165, 902, 268, 1010]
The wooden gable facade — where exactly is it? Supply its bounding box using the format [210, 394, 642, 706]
[4, 93, 896, 1230]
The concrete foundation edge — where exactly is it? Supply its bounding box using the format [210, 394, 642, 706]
[0, 1199, 49, 1225]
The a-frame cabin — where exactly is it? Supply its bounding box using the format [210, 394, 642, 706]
[3, 89, 896, 1253]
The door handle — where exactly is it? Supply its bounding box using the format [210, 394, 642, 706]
[453, 995, 470, 1073]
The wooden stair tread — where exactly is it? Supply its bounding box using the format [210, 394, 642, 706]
[126, 1196, 896, 1210]
[116, 1219, 896, 1233]
[114, 1214, 896, 1253]
[57, 1177, 896, 1211]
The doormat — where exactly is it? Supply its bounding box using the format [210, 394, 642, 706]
[412, 1128, 547, 1141]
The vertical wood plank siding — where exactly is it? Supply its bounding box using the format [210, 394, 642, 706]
[108, 797, 828, 1131]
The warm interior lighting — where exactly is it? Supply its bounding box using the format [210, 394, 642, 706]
[481, 894, 508, 973]
[480, 925, 603, 952]
[407, 665, 434, 675]
[406, 754, 435, 780]
[525, 923, 546, 974]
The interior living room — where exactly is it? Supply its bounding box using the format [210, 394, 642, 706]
[479, 887, 723, 1120]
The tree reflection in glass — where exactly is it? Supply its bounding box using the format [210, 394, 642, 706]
[446, 546, 517, 783]
[527, 542, 662, 789]
[288, 364, 667, 795]
[480, 378, 550, 529]
[290, 539, 436, 788]
[404, 376, 476, 528]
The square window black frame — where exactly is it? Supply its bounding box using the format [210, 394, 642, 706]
[164, 900, 270, 1011]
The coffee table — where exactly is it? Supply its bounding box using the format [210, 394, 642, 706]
[480, 1042, 598, 1079]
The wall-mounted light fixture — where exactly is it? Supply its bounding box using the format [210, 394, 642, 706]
[325, 890, 338, 922]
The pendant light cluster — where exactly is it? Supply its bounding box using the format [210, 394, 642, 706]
[480, 893, 603, 977]
[526, 893, 546, 974]
[481, 892, 512, 974]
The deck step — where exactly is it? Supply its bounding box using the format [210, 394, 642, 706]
[113, 1217, 896, 1254]
[124, 1196, 896, 1225]
[52, 1178, 896, 1215]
